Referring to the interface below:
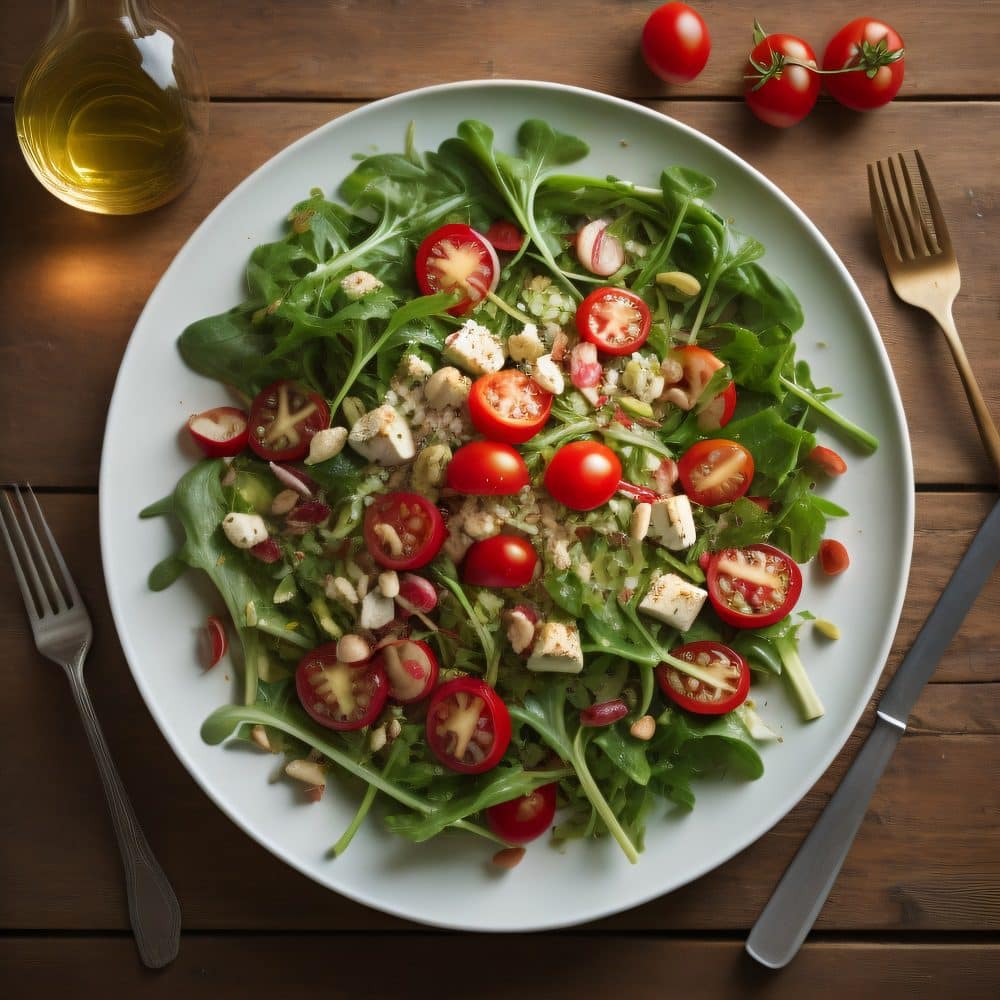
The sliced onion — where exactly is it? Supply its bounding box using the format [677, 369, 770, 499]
[269, 461, 314, 497]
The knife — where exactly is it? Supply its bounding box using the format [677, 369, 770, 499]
[746, 498, 1000, 969]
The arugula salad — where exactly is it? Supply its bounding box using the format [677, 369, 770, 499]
[143, 118, 875, 864]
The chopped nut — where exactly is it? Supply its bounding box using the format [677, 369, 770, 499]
[245, 600, 258, 627]
[250, 725, 274, 752]
[326, 575, 358, 605]
[505, 609, 536, 655]
[656, 270, 702, 296]
[369, 725, 388, 753]
[814, 619, 841, 640]
[629, 715, 656, 741]
[270, 489, 300, 516]
[304, 426, 348, 465]
[285, 758, 326, 788]
[630, 502, 652, 541]
[492, 847, 527, 870]
[337, 633, 370, 663]
[387, 718, 402, 741]
[378, 570, 400, 599]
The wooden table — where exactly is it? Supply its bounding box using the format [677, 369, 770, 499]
[2, 2, 998, 994]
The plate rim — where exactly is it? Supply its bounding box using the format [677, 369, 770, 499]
[99, 78, 914, 931]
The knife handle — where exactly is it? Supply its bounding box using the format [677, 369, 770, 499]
[745, 717, 904, 969]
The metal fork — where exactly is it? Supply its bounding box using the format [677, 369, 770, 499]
[868, 150, 1000, 480]
[0, 485, 180, 968]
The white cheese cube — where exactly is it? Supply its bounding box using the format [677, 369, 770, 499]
[221, 513, 268, 549]
[638, 573, 707, 632]
[527, 622, 584, 674]
[648, 495, 696, 550]
[443, 320, 505, 375]
[359, 590, 395, 630]
[507, 323, 545, 363]
[424, 366, 471, 409]
[348, 405, 415, 465]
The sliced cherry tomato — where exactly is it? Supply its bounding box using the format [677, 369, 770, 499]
[375, 639, 440, 704]
[677, 439, 754, 506]
[415, 223, 499, 315]
[426, 677, 512, 774]
[250, 538, 282, 564]
[187, 406, 249, 458]
[823, 18, 904, 111]
[818, 538, 850, 576]
[575, 287, 652, 356]
[485, 220, 524, 252]
[667, 345, 737, 430]
[463, 535, 538, 588]
[486, 783, 557, 844]
[363, 492, 446, 571]
[706, 543, 803, 628]
[467, 370, 553, 445]
[641, 2, 712, 85]
[808, 445, 848, 476]
[544, 441, 622, 510]
[202, 615, 228, 669]
[295, 643, 388, 731]
[447, 440, 530, 495]
[580, 699, 629, 728]
[744, 32, 821, 128]
[657, 641, 750, 715]
[247, 381, 330, 462]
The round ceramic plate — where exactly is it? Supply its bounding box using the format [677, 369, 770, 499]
[100, 81, 913, 931]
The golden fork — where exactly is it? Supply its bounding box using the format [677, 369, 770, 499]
[868, 150, 1000, 480]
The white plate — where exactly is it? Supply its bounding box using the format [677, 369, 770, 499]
[100, 81, 913, 931]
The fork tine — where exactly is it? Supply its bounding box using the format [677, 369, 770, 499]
[888, 155, 928, 257]
[0, 489, 48, 620]
[876, 159, 914, 260]
[25, 486, 79, 607]
[14, 487, 69, 613]
[867, 163, 901, 264]
[896, 153, 935, 255]
[914, 149, 953, 255]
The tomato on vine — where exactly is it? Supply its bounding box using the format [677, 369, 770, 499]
[743, 21, 820, 128]
[822, 18, 905, 111]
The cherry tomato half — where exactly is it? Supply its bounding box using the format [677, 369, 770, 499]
[447, 441, 530, 495]
[375, 639, 440, 704]
[295, 643, 388, 731]
[363, 492, 446, 571]
[808, 444, 848, 477]
[415, 223, 500, 315]
[744, 33, 821, 128]
[463, 535, 538, 588]
[668, 345, 737, 430]
[823, 18, 904, 111]
[187, 406, 249, 458]
[248, 381, 330, 462]
[544, 440, 622, 510]
[426, 677, 512, 774]
[677, 439, 754, 506]
[818, 538, 850, 576]
[641, 2, 712, 85]
[486, 783, 557, 844]
[657, 641, 750, 715]
[706, 543, 803, 628]
[485, 220, 524, 252]
[468, 370, 553, 445]
[575, 287, 652, 356]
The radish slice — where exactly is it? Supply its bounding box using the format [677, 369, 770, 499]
[576, 219, 625, 277]
[396, 573, 438, 614]
[269, 462, 314, 497]
[203, 615, 228, 668]
[569, 342, 603, 389]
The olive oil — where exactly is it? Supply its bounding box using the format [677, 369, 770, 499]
[15, 1, 208, 214]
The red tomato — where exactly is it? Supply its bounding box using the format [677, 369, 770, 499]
[808, 444, 848, 476]
[375, 639, 439, 703]
[575, 287, 652, 356]
[202, 615, 228, 669]
[580, 699, 629, 728]
[426, 677, 512, 774]
[641, 3, 711, 85]
[295, 643, 388, 731]
[744, 32, 821, 128]
[250, 538, 282, 564]
[544, 441, 622, 510]
[486, 783, 557, 844]
[187, 406, 249, 457]
[823, 18, 904, 111]
[247, 381, 330, 462]
[363, 492, 446, 571]
[668, 345, 737, 430]
[706, 543, 803, 628]
[485, 220, 524, 252]
[818, 538, 850, 576]
[415, 223, 499, 315]
[467, 370, 553, 445]
[677, 439, 754, 506]
[463, 535, 538, 588]
[657, 640, 750, 715]
[447, 441, 530, 495]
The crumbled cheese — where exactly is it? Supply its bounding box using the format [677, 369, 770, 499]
[340, 270, 383, 300]
[508, 323, 546, 363]
[527, 622, 584, 674]
[533, 353, 565, 395]
[443, 320, 505, 375]
[648, 496, 696, 550]
[221, 513, 268, 549]
[348, 405, 415, 465]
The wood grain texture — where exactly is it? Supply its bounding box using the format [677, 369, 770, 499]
[0, 492, 995, 932]
[0, 100, 997, 487]
[3, 937, 999, 998]
[2, 1, 997, 100]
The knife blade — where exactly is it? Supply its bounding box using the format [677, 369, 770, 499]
[746, 497, 1000, 969]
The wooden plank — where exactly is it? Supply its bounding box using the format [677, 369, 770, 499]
[0, 100, 997, 487]
[0, 492, 995, 932]
[2, 937, 999, 998]
[2, 1, 996, 100]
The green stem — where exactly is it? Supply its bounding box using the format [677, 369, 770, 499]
[572, 729, 639, 864]
[434, 571, 500, 686]
[775, 635, 825, 721]
[331, 740, 406, 857]
[485, 289, 534, 325]
[779, 375, 879, 453]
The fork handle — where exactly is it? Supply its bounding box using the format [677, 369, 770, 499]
[67, 671, 181, 968]
[934, 307, 1000, 482]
